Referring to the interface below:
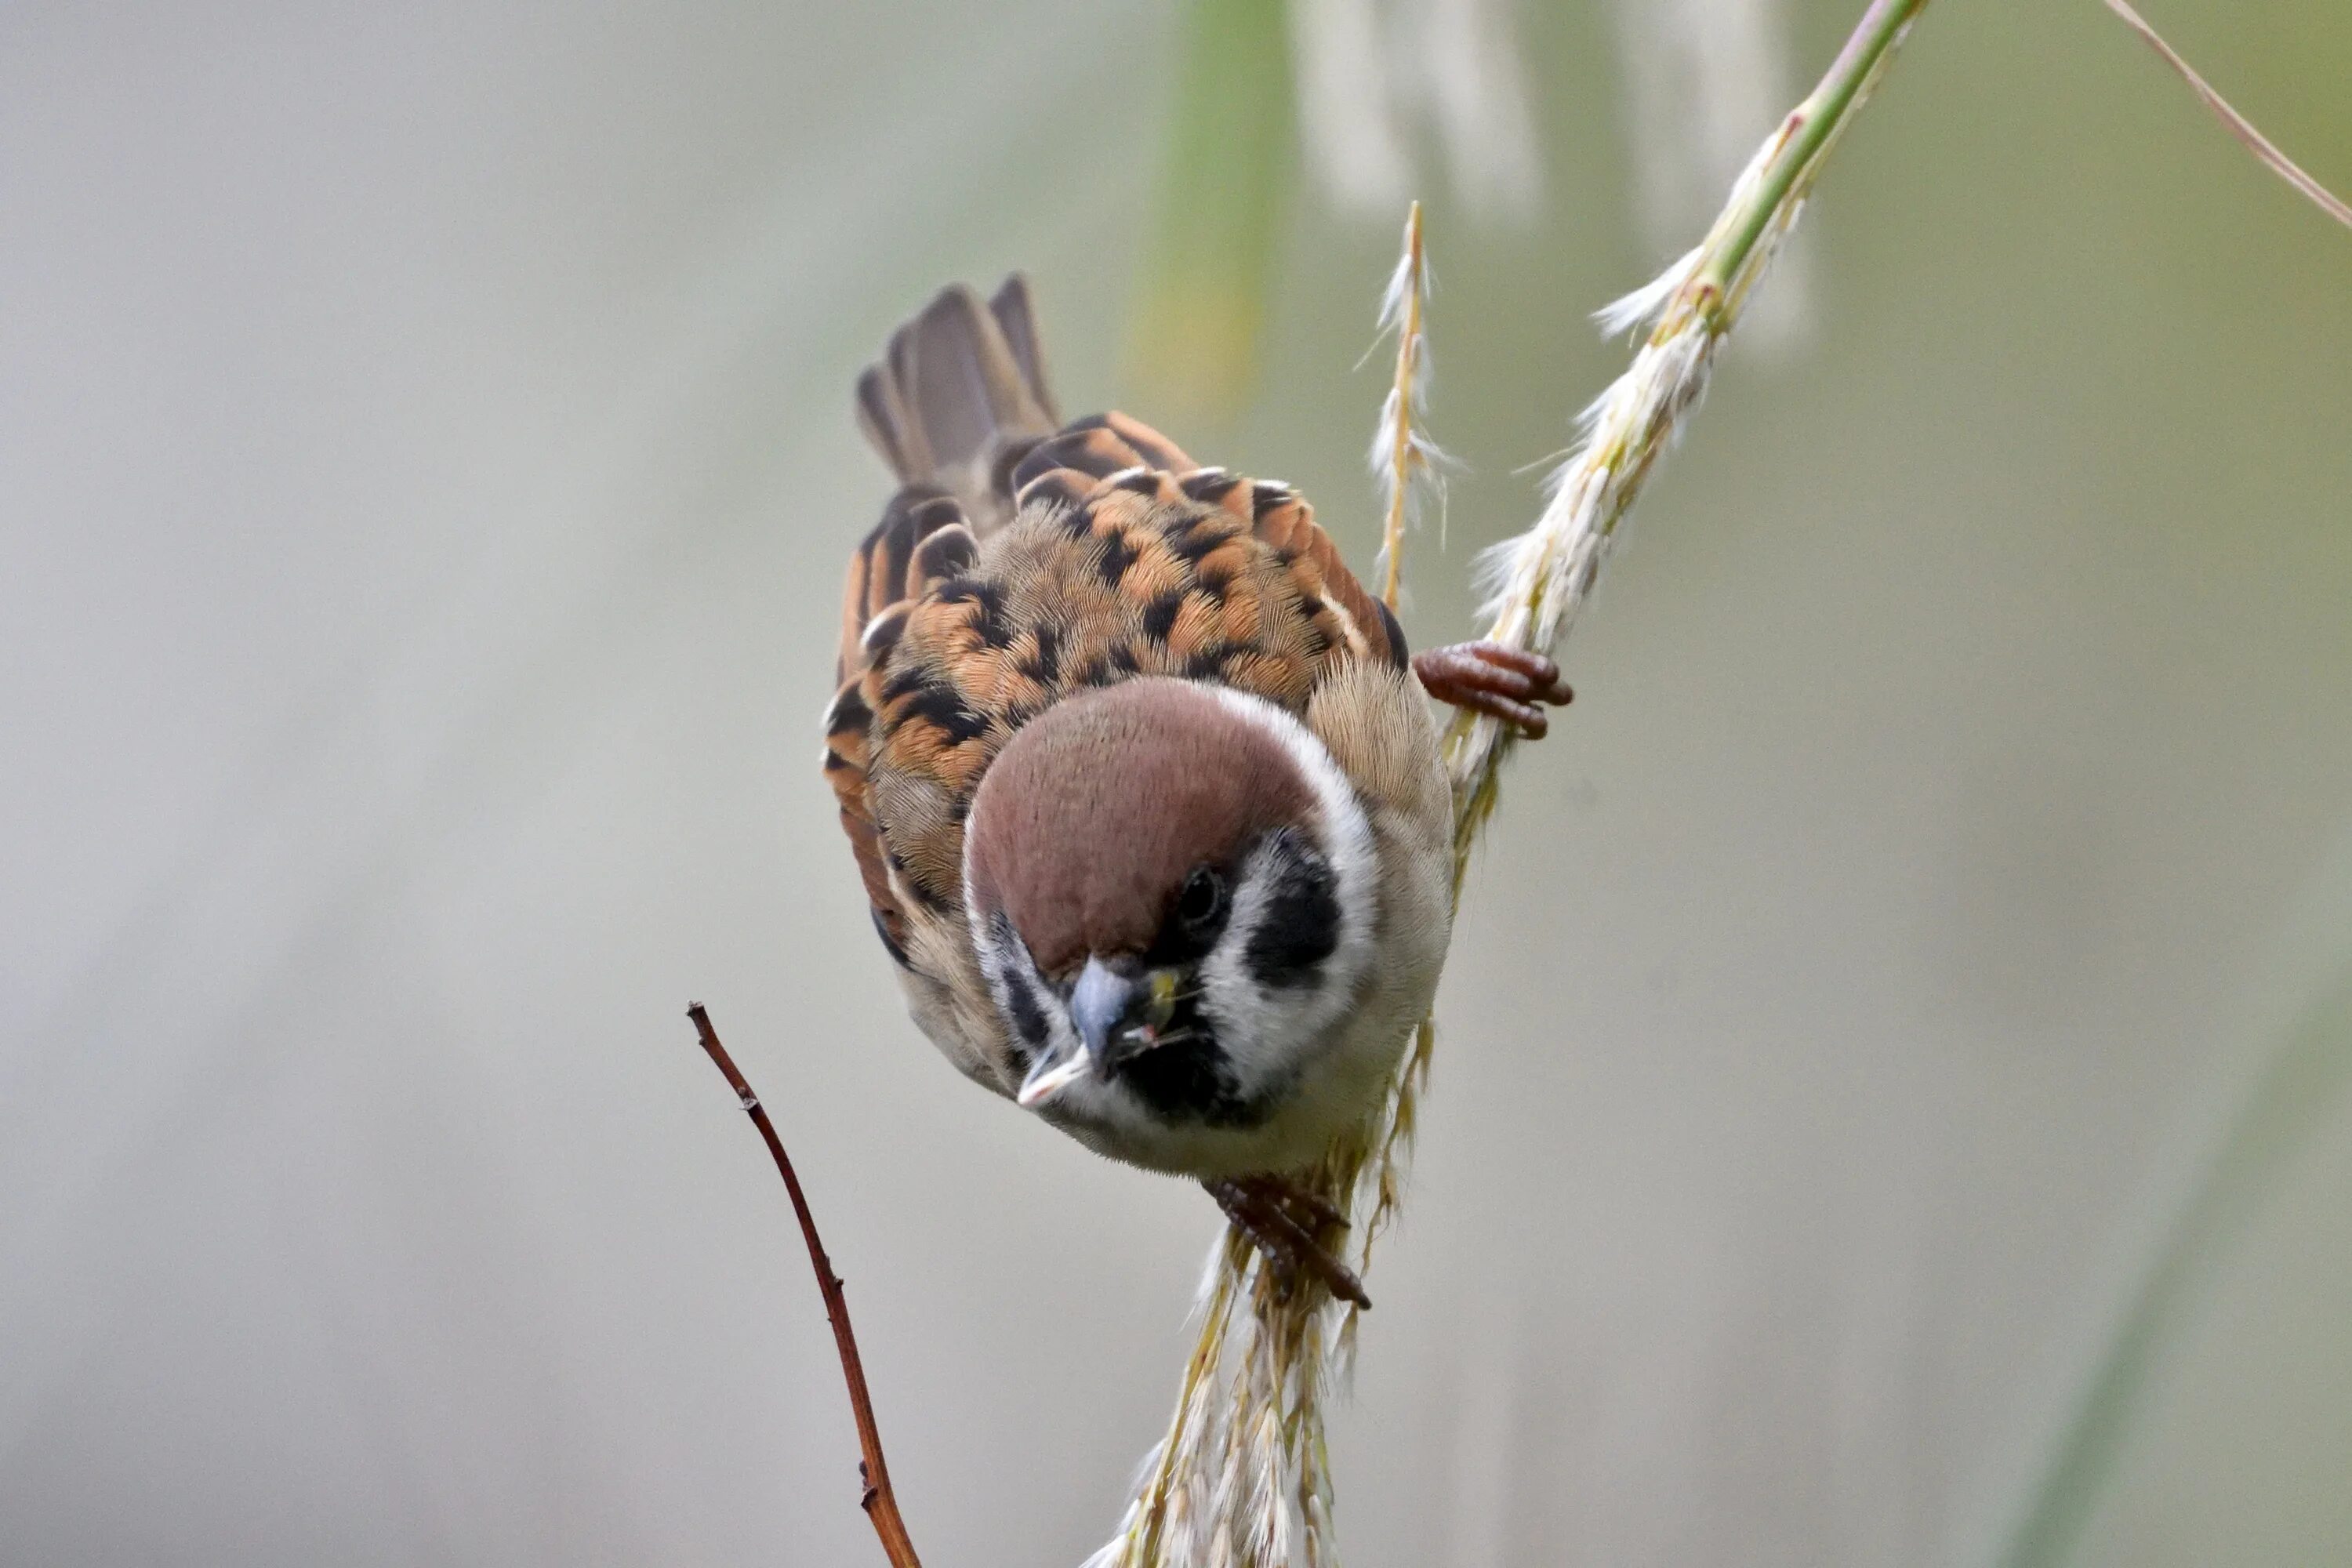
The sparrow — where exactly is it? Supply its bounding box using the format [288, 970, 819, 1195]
[822, 278, 1570, 1305]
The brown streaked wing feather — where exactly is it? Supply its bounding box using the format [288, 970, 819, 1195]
[832, 273, 1054, 978]
[1241, 478, 1406, 671]
[1049, 410, 1407, 674]
[821, 676, 910, 964]
[827, 481, 996, 958]
[835, 485, 967, 684]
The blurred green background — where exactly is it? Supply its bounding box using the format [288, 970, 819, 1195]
[2, 2, 2347, 1564]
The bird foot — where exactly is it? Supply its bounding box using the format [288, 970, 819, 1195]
[1204, 1175, 1370, 1310]
[1413, 641, 1573, 739]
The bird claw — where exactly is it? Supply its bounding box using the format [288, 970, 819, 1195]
[1204, 1175, 1370, 1310]
[1413, 641, 1573, 739]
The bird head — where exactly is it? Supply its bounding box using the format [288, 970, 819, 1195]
[961, 677, 1377, 1146]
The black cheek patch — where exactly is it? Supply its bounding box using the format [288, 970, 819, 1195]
[991, 917, 1053, 1050]
[1004, 967, 1052, 1050]
[1243, 845, 1341, 989]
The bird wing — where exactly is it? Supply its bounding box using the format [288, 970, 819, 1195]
[826, 279, 1057, 965]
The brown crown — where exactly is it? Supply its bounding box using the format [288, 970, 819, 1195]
[964, 678, 1315, 978]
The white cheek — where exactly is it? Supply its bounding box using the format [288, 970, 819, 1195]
[1200, 894, 1290, 1087]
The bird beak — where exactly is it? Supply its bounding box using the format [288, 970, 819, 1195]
[1015, 1050, 1089, 1109]
[1069, 955, 1140, 1068]
[1018, 957, 1178, 1109]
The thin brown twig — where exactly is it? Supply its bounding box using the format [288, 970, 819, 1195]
[686, 1003, 922, 1568]
[2102, 0, 2352, 231]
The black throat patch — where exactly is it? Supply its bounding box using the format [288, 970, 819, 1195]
[1114, 1004, 1270, 1131]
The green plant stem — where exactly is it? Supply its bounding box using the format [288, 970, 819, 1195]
[1693, 0, 1930, 315]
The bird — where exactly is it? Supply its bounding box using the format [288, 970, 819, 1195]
[822, 278, 1570, 1306]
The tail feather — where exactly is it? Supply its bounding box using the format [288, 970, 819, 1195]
[854, 361, 915, 482]
[855, 278, 1059, 532]
[987, 274, 1056, 425]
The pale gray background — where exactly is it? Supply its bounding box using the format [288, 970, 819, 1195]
[5, 2, 2350, 1564]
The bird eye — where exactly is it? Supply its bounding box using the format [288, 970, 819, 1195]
[1176, 867, 1226, 930]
